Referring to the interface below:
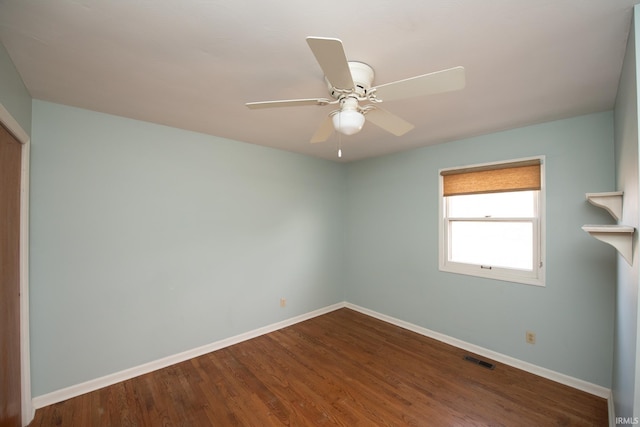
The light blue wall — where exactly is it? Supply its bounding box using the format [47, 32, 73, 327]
[29, 100, 346, 396]
[345, 112, 616, 387]
[28, 87, 621, 397]
[613, 5, 640, 420]
[29, 105, 619, 397]
[0, 42, 31, 134]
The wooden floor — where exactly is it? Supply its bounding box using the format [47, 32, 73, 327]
[30, 308, 607, 426]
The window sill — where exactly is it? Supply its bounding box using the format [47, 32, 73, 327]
[439, 262, 545, 287]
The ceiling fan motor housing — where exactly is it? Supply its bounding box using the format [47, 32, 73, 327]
[326, 61, 375, 99]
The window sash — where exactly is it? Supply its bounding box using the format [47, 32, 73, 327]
[446, 218, 537, 271]
[447, 191, 535, 218]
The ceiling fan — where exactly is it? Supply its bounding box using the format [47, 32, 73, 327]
[246, 37, 465, 144]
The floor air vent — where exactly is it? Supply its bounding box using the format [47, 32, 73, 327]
[464, 355, 495, 370]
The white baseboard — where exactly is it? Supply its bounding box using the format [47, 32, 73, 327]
[345, 303, 611, 399]
[32, 302, 346, 409]
[33, 301, 611, 411]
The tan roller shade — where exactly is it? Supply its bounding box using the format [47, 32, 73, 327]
[441, 159, 541, 197]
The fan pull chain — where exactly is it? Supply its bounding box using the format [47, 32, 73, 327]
[337, 115, 343, 158]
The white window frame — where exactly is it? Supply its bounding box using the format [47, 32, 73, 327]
[438, 156, 545, 286]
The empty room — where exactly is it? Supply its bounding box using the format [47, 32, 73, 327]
[1, 1, 640, 426]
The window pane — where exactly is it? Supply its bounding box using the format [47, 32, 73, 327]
[450, 221, 533, 270]
[448, 191, 536, 218]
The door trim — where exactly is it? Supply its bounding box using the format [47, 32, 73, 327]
[0, 103, 32, 426]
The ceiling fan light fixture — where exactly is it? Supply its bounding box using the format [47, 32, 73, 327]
[332, 109, 365, 136]
[246, 37, 466, 145]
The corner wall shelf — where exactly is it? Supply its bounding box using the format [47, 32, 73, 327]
[581, 225, 634, 265]
[582, 191, 634, 265]
[585, 191, 624, 221]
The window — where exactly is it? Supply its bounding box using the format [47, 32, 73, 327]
[439, 158, 544, 286]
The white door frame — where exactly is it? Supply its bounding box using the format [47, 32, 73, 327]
[0, 103, 33, 426]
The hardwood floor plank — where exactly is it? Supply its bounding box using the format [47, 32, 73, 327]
[232, 336, 347, 425]
[29, 308, 607, 426]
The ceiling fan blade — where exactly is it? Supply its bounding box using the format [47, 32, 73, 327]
[246, 98, 332, 109]
[306, 37, 354, 90]
[365, 108, 414, 136]
[310, 115, 335, 143]
[373, 66, 465, 102]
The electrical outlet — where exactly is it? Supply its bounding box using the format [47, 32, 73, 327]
[526, 331, 536, 344]
[280, 297, 286, 308]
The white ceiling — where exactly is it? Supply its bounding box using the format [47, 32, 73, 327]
[0, 1, 638, 162]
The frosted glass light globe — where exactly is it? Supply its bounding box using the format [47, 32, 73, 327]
[332, 110, 365, 135]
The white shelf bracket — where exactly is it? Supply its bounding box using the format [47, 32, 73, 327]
[582, 225, 634, 265]
[585, 191, 623, 221]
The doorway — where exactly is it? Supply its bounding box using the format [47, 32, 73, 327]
[0, 122, 22, 426]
